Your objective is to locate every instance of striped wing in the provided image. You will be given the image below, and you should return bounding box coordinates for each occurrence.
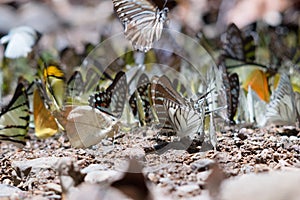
[89,71,127,118]
[112,0,168,52]
[0,83,29,145]
[265,74,297,125]
[151,75,187,106]
[151,75,188,134]
[129,73,153,126]
[163,99,204,138]
[151,75,204,137]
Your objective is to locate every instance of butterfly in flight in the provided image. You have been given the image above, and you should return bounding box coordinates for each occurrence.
[151,75,206,138]
[112,0,169,52]
[0,83,30,145]
[89,71,128,118]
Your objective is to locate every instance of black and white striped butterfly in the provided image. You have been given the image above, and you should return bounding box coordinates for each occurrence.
[89,71,128,118]
[151,75,206,138]
[265,73,300,126]
[112,0,169,52]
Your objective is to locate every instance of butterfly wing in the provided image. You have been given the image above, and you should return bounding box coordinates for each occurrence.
[33,88,59,139]
[0,83,29,145]
[151,75,202,136]
[129,73,153,126]
[265,74,297,125]
[1,26,40,59]
[242,69,270,102]
[89,71,128,118]
[163,99,204,138]
[221,23,256,63]
[172,78,188,98]
[112,0,168,52]
[228,73,240,123]
[295,92,300,123]
[66,71,84,97]
[151,75,187,106]
[222,24,245,61]
[43,65,66,110]
[66,106,118,148]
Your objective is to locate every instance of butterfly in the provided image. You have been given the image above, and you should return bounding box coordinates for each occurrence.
[215,64,240,124]
[151,75,205,138]
[33,85,59,139]
[0,83,30,145]
[0,26,41,59]
[265,73,300,126]
[33,64,66,138]
[112,0,169,52]
[89,71,128,118]
[65,105,119,148]
[241,68,270,102]
[42,64,66,110]
[221,23,256,65]
[129,73,154,126]
[66,71,85,104]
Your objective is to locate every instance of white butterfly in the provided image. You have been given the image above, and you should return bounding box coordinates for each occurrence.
[112,0,168,52]
[65,106,119,148]
[0,26,41,59]
[265,74,300,126]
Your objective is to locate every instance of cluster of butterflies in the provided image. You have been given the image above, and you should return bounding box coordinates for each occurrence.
[0,61,212,148]
[0,62,68,145]
[1,0,300,149]
[110,0,300,127]
[217,23,300,126]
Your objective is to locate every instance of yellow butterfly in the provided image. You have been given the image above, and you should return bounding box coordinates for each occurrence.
[33,64,66,138]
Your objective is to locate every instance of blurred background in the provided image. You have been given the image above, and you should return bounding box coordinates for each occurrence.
[0,0,299,59]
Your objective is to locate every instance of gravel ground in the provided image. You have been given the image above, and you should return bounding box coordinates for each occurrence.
[0,124,299,199]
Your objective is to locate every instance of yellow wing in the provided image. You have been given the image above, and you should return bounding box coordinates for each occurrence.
[33,88,59,139]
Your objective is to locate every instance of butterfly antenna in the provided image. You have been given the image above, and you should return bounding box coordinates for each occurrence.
[163,0,167,8]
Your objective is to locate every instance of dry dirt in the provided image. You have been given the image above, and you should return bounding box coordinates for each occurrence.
[0,124,299,199]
